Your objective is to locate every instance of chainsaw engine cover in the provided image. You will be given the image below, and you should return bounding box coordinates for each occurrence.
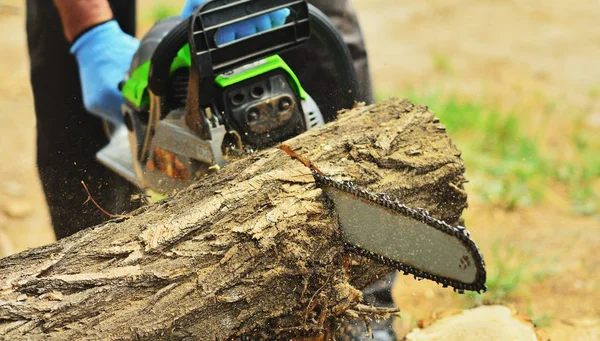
[98,0,369,194]
[221,69,306,148]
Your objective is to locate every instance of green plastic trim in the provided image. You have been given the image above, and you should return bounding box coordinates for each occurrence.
[121,44,307,108]
[121,45,192,108]
[214,55,307,100]
[121,61,150,108]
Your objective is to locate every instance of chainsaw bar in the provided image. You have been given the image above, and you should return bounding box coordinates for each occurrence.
[312,172,487,294]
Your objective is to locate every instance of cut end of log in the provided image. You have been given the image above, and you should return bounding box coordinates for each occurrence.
[405,305,548,341]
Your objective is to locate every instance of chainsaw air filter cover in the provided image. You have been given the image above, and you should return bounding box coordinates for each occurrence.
[221,69,307,148]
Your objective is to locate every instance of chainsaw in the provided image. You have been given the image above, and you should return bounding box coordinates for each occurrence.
[96,0,487,293]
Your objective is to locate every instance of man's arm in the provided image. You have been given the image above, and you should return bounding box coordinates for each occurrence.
[53,0,114,43]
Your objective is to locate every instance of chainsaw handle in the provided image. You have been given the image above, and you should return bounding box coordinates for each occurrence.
[147,17,190,96]
[306,4,360,109]
[147,0,360,110]
[148,0,311,97]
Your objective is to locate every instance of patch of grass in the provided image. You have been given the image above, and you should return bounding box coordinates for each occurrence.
[588,86,600,100]
[466,244,528,304]
[464,241,556,307]
[376,91,600,214]
[431,51,454,74]
[145,2,179,22]
[528,308,553,328]
[565,116,600,215]
[402,91,548,209]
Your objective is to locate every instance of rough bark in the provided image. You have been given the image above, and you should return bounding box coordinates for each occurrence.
[0,98,469,340]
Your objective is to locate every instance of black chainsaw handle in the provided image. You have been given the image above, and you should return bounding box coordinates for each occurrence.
[147,17,189,96]
[306,4,359,109]
[147,0,360,110]
[148,0,309,97]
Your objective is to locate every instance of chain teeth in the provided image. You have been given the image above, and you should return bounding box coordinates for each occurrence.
[312,172,487,294]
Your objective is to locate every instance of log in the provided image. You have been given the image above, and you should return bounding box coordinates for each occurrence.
[0,98,469,340]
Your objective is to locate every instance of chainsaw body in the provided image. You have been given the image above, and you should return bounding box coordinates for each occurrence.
[97,0,357,194]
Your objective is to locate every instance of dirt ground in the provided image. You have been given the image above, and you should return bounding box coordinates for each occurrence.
[350,1,600,339]
[0,0,599,340]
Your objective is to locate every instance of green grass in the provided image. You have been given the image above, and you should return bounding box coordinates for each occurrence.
[463,241,557,307]
[431,52,454,74]
[145,2,179,23]
[377,91,600,214]
[588,86,600,100]
[528,308,553,328]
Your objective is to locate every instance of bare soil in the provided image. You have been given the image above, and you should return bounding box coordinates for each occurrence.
[1,0,599,340]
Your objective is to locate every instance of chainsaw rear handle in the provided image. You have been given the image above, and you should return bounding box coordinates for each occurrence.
[147,0,360,110]
[147,0,309,97]
[305,5,360,109]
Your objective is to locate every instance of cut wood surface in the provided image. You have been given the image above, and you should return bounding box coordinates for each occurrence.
[404,305,547,341]
[0,98,469,340]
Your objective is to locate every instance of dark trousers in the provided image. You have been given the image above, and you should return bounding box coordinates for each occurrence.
[26,0,142,240]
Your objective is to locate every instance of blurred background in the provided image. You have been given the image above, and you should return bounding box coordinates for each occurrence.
[0,0,598,339]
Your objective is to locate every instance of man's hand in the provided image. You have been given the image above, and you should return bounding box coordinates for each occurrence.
[55,0,290,124]
[181,0,291,45]
[69,20,139,124]
[54,0,138,124]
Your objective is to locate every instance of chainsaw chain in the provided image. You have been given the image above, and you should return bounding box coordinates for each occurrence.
[312,172,487,294]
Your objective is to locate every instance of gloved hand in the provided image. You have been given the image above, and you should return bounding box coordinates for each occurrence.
[181,0,290,45]
[70,20,140,125]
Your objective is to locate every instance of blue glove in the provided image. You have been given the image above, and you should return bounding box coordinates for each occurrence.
[70,20,140,125]
[181,0,290,45]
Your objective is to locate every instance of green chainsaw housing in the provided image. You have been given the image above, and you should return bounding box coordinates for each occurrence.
[121,41,315,147]
[121,46,308,111]
[96,0,361,194]
[97,12,325,194]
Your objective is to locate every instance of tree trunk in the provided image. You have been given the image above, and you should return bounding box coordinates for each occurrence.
[0,98,468,340]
